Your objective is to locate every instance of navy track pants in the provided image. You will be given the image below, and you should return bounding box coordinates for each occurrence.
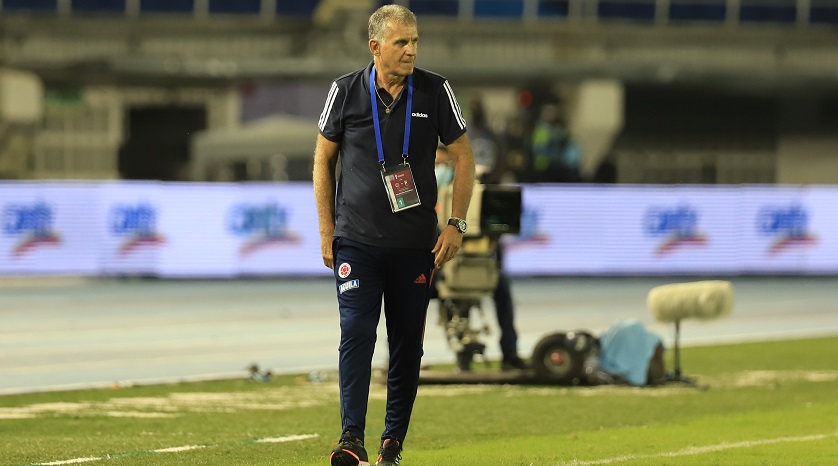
[333,237,434,447]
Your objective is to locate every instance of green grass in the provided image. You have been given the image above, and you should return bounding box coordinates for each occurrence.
[2,336,838,465]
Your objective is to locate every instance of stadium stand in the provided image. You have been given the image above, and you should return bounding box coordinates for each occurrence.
[0,0,834,25]
[0,0,321,16]
[0,0,836,183]
[372,0,837,25]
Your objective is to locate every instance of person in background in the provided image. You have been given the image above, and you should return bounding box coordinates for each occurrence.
[530,102,582,182]
[497,110,533,183]
[466,95,502,183]
[435,144,527,371]
[313,4,475,466]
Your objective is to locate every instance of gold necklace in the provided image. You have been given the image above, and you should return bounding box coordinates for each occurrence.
[376,88,394,114]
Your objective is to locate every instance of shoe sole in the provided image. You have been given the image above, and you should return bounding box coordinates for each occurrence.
[330,450,370,466]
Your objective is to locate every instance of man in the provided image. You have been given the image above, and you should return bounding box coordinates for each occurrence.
[435,145,527,371]
[465,94,503,183]
[313,5,475,466]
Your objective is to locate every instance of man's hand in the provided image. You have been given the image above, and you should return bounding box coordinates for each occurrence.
[432,225,463,268]
[320,236,334,270]
[313,134,339,270]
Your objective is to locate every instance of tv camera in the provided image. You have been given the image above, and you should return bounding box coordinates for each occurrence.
[435,182,522,371]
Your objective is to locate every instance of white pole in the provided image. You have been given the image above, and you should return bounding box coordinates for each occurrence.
[797,0,811,26]
[523,0,538,21]
[261,0,277,22]
[126,0,140,18]
[459,0,474,21]
[655,0,670,26]
[194,0,209,19]
[57,0,71,17]
[726,0,741,27]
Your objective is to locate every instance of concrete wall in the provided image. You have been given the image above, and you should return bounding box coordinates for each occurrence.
[776,96,838,185]
[776,134,838,185]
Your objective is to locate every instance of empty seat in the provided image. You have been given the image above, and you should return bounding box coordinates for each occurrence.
[72,0,125,13]
[669,2,726,22]
[740,1,796,24]
[209,0,260,15]
[474,0,523,18]
[276,0,319,16]
[3,0,57,12]
[408,0,459,16]
[598,1,655,22]
[141,0,193,13]
[810,1,838,25]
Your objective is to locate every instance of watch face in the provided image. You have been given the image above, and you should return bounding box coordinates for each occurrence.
[449,218,466,233]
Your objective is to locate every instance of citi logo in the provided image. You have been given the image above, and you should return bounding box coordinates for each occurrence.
[412,112,428,118]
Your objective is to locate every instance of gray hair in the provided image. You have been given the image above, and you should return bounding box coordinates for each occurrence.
[368,4,417,42]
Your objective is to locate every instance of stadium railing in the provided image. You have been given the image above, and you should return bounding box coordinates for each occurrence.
[396,0,835,25]
[2,0,835,26]
[0,0,321,17]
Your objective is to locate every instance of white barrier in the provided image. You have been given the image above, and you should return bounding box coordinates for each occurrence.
[504,184,838,276]
[2,182,837,277]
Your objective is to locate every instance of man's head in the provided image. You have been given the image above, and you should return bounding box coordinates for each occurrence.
[369,5,418,80]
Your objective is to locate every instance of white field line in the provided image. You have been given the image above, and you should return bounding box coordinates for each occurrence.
[36,459,100,465]
[255,434,320,443]
[27,434,318,466]
[150,445,206,453]
[559,432,838,465]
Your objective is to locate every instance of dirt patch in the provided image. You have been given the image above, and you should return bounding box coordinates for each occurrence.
[5,370,832,421]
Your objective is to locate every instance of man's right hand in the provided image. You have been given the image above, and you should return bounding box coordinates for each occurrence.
[321,236,334,269]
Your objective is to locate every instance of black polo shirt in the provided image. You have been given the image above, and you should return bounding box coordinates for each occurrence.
[318,62,468,249]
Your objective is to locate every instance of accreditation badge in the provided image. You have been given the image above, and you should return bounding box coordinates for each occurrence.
[381,162,421,213]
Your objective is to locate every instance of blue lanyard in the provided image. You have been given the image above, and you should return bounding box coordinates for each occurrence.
[370,65,413,167]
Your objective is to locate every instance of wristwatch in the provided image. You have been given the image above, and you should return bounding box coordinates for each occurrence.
[447,217,467,234]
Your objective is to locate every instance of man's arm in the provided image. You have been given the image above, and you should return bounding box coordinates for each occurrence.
[313,134,341,269]
[446,133,476,221]
[432,132,475,268]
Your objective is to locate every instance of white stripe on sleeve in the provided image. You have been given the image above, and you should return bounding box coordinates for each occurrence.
[318,82,339,132]
[443,81,466,130]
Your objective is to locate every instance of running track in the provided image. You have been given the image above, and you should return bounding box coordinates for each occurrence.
[2,276,837,394]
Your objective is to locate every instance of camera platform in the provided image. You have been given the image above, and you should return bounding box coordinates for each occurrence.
[418,368,542,385]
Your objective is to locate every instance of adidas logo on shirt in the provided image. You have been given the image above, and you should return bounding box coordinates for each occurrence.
[411,112,428,118]
[414,274,427,284]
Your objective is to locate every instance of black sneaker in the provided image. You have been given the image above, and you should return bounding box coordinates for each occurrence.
[330,433,370,466]
[376,438,401,466]
[501,355,529,371]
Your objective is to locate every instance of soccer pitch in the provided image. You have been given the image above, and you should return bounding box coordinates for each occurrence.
[1,336,836,465]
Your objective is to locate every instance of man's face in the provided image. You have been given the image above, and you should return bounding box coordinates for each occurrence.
[373,20,418,78]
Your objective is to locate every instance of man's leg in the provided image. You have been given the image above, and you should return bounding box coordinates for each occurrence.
[380,247,434,445]
[494,272,519,359]
[334,238,384,441]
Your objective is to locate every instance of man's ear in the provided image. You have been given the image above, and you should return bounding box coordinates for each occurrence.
[369,39,379,56]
